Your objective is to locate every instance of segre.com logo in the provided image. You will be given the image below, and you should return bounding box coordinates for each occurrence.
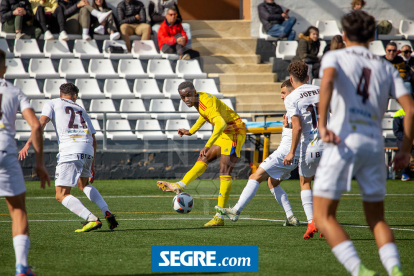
[151,245,258,272]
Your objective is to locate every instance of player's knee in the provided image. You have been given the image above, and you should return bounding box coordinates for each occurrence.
[249,172,266,183]
[55,193,63,203]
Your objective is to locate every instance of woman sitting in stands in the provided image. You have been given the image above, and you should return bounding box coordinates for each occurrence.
[292,26,320,78]
[323,34,345,55]
[92,0,120,40]
[30,0,69,40]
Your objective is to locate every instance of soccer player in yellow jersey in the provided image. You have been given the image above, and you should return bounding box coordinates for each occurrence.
[157,81,246,226]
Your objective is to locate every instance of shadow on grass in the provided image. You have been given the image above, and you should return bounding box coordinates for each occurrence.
[96,224,285,232]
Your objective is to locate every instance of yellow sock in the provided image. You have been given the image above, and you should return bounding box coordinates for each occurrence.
[217,175,233,208]
[180,161,208,186]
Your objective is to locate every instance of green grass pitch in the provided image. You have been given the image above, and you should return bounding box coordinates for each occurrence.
[0,179,413,275]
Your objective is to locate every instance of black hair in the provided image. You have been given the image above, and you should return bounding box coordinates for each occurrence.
[178,81,195,92]
[386,42,397,48]
[341,10,376,43]
[59,83,79,96]
[303,26,319,37]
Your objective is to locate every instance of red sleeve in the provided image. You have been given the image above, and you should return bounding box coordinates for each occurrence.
[158,22,176,49]
[179,24,188,44]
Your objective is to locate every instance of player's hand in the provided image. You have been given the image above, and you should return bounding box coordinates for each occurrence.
[391,151,410,171]
[199,147,210,158]
[319,126,340,145]
[89,166,95,183]
[35,164,50,189]
[282,114,289,128]
[283,152,294,166]
[18,145,30,160]
[178,128,191,137]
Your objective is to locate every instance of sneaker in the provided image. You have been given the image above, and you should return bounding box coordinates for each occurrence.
[358,264,379,276]
[215,206,240,222]
[15,264,37,276]
[303,219,318,240]
[98,10,112,24]
[110,32,121,41]
[82,34,92,40]
[74,218,102,232]
[94,25,105,35]
[105,211,119,230]
[180,53,191,60]
[390,265,404,276]
[58,31,69,41]
[15,33,29,39]
[204,215,224,227]
[401,173,410,181]
[156,181,183,194]
[44,30,54,40]
[283,215,300,226]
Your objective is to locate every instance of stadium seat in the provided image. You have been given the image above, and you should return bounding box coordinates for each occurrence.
[75,79,105,99]
[196,122,213,139]
[400,20,414,40]
[73,39,103,59]
[43,79,67,98]
[369,41,386,56]
[0,39,14,58]
[176,60,207,79]
[44,122,56,140]
[149,99,180,120]
[147,59,177,79]
[76,99,86,110]
[318,40,327,58]
[120,99,151,120]
[163,78,185,99]
[381,118,395,138]
[106,119,136,140]
[132,40,162,59]
[165,119,197,140]
[161,52,180,60]
[28,58,60,79]
[4,59,30,79]
[103,79,134,99]
[89,99,121,119]
[316,20,341,40]
[388,99,402,111]
[118,59,148,79]
[30,99,47,112]
[258,22,278,41]
[221,98,235,110]
[193,79,223,98]
[133,79,164,99]
[312,78,321,86]
[43,40,74,58]
[135,119,167,140]
[14,79,44,99]
[90,119,103,140]
[14,39,44,58]
[103,40,133,59]
[391,40,413,50]
[378,20,403,40]
[88,59,118,79]
[179,100,199,120]
[276,41,298,60]
[0,23,16,39]
[58,59,90,79]
[15,119,32,140]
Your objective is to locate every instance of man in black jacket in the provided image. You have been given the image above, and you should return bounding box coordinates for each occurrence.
[258,0,296,40]
[0,0,41,38]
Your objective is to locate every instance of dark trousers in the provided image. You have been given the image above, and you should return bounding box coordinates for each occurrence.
[2,15,41,38]
[34,6,65,33]
[397,139,412,175]
[161,34,200,58]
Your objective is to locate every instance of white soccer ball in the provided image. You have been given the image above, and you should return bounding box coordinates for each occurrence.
[172,193,194,214]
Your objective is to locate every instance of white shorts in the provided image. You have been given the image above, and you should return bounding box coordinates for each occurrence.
[55,154,93,187]
[0,152,26,197]
[299,147,323,177]
[313,144,386,202]
[260,147,299,180]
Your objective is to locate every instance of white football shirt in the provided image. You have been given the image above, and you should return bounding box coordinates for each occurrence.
[42,98,95,157]
[320,46,409,150]
[278,114,300,155]
[0,79,32,154]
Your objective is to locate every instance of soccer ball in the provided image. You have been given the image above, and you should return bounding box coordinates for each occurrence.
[172,193,194,214]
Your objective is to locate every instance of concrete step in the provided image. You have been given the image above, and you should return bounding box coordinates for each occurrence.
[233,93,283,104]
[204,63,272,74]
[236,102,286,111]
[202,55,261,64]
[210,73,277,83]
[220,83,281,92]
[185,20,251,38]
[192,37,257,55]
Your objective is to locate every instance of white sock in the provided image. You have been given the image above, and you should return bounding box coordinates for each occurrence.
[301,189,313,222]
[379,243,401,275]
[82,28,89,35]
[233,179,260,212]
[61,195,97,221]
[177,181,186,188]
[332,240,361,276]
[270,186,293,218]
[215,213,224,220]
[13,235,30,267]
[83,185,110,216]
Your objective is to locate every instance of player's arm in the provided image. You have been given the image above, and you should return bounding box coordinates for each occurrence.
[283,115,301,165]
[178,115,207,137]
[19,115,50,160]
[89,133,97,183]
[200,116,226,157]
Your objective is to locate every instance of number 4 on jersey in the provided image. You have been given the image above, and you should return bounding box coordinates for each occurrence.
[357,67,371,104]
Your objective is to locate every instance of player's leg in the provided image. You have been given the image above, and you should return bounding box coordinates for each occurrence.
[300,175,318,239]
[268,178,299,226]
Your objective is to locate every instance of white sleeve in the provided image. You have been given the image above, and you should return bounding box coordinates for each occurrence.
[320,52,339,78]
[17,90,32,113]
[284,96,299,118]
[389,64,410,99]
[41,101,54,120]
[84,112,96,134]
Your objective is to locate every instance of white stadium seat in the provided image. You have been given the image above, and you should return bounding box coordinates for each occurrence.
[15,119,32,140]
[43,40,74,58]
[73,39,103,59]
[391,40,413,50]
[30,99,47,113]
[75,99,86,110]
[378,20,403,40]
[258,22,278,41]
[90,119,103,140]
[132,40,162,59]
[118,59,148,79]
[312,78,321,86]
[14,39,44,58]
[193,79,223,98]
[106,119,136,140]
[179,100,199,120]
[165,119,197,140]
[388,99,402,111]
[221,98,235,110]
[196,122,213,139]
[75,79,105,99]
[120,99,151,120]
[43,79,67,98]
[59,59,90,79]
[88,59,118,79]
[369,41,386,56]
[103,40,133,59]
[104,79,134,99]
[89,99,121,119]
[14,79,44,99]
[4,59,29,79]
[147,59,177,79]
[163,78,185,99]
[29,58,60,79]
[382,118,395,138]
[276,41,298,60]
[149,99,180,120]
[400,20,414,40]
[176,60,207,79]
[133,79,164,99]
[0,38,14,58]
[318,40,327,58]
[136,119,167,140]
[316,20,341,40]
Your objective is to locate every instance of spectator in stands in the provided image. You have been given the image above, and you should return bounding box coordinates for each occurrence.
[393,108,412,181]
[323,35,345,55]
[30,0,68,40]
[58,0,112,40]
[258,0,296,41]
[0,0,41,39]
[158,7,199,60]
[350,0,365,12]
[401,45,414,89]
[383,42,413,93]
[92,0,120,40]
[292,26,320,78]
[117,0,151,52]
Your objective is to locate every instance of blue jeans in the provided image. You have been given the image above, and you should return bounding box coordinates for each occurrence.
[267,17,296,40]
[152,23,192,49]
